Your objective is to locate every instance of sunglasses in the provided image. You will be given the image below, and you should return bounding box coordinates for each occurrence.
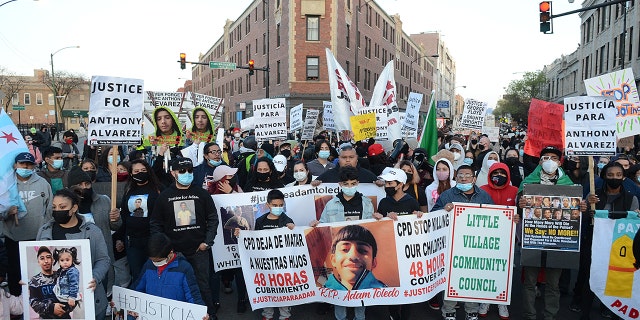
[178,168,193,174]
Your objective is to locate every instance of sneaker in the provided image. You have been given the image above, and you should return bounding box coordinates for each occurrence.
[428,297,441,310]
[443,312,456,320]
[569,303,582,313]
[498,305,509,320]
[478,303,489,317]
[466,312,479,320]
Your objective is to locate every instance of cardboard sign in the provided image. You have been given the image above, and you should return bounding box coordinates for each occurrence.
[301,109,319,141]
[460,99,487,130]
[564,96,617,156]
[350,112,377,141]
[322,101,335,131]
[524,99,564,158]
[253,98,287,142]
[290,103,303,132]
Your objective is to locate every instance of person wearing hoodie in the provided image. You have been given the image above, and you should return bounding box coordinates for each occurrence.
[38,146,68,193]
[425,158,456,212]
[503,148,524,189]
[234,135,258,188]
[4,152,53,297]
[476,151,500,187]
[447,142,465,170]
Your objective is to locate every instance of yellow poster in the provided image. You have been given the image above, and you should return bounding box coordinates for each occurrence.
[350,113,376,141]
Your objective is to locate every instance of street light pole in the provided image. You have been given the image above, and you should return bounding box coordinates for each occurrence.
[50,45,79,140]
[409,54,439,94]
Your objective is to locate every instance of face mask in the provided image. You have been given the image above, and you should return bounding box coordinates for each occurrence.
[228,176,238,187]
[491,175,508,187]
[605,178,623,189]
[52,210,73,224]
[177,172,194,186]
[16,168,33,178]
[51,159,64,169]
[519,150,524,157]
[471,139,478,145]
[504,157,518,165]
[280,149,291,158]
[341,186,357,197]
[384,186,398,197]
[436,171,449,181]
[405,173,414,182]
[478,144,485,151]
[453,152,461,161]
[132,172,149,184]
[81,188,93,200]
[108,155,121,165]
[456,183,473,192]
[318,150,330,159]
[256,172,270,182]
[637,176,640,184]
[86,170,97,181]
[234,133,241,138]
[463,158,473,166]
[502,141,509,148]
[597,163,606,170]
[565,160,578,172]
[486,159,497,168]
[65,138,73,144]
[117,172,128,182]
[293,171,307,182]
[152,258,169,267]
[209,159,222,166]
[541,160,559,174]
[270,206,284,216]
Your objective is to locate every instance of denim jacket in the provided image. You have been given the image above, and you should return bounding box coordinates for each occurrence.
[319,193,374,223]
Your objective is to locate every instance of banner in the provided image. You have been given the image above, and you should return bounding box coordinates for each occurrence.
[326,49,367,131]
[403,92,422,132]
[358,106,389,140]
[584,68,640,138]
[253,98,287,142]
[211,183,385,271]
[239,211,450,309]
[445,203,516,304]
[350,113,377,141]
[87,76,143,145]
[112,286,207,320]
[524,99,564,158]
[370,60,402,141]
[322,101,335,131]
[521,185,583,252]
[436,101,451,119]
[460,99,487,130]
[290,103,303,132]
[591,210,640,319]
[301,109,319,141]
[564,96,617,156]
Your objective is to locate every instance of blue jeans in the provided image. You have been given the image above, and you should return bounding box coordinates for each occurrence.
[334,306,365,320]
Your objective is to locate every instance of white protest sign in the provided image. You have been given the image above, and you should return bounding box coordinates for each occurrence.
[564,96,617,156]
[290,103,303,132]
[445,204,516,304]
[403,92,423,131]
[460,99,487,130]
[323,101,335,131]
[253,98,287,142]
[112,286,207,320]
[400,112,417,138]
[192,92,223,117]
[216,128,225,147]
[301,109,319,141]
[483,126,500,142]
[241,116,256,131]
[88,76,143,145]
[358,105,389,141]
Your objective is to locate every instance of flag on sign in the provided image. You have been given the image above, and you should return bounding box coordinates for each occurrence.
[418,91,439,165]
[0,108,28,217]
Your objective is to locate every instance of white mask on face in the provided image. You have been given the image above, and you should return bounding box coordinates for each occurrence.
[542,160,559,174]
[486,160,498,168]
[453,152,461,161]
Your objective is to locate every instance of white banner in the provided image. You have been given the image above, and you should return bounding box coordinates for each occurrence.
[358,106,389,141]
[322,101,335,131]
[460,99,488,130]
[564,96,617,156]
[87,76,143,145]
[290,103,303,132]
[253,98,287,142]
[112,286,207,320]
[326,48,367,131]
[370,61,402,141]
[445,204,516,304]
[404,92,423,131]
[301,109,319,141]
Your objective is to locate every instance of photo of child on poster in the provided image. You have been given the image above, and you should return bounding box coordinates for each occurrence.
[222,205,255,245]
[149,106,184,147]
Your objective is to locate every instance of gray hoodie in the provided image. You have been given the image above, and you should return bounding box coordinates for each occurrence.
[4,173,52,241]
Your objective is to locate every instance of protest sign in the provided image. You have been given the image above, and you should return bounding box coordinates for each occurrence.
[87,76,143,145]
[211,183,385,271]
[350,113,377,141]
[326,49,367,131]
[483,127,499,143]
[591,210,640,320]
[460,99,487,130]
[564,96,617,156]
[143,91,192,137]
[20,240,95,320]
[521,185,583,252]
[189,93,223,143]
[400,112,418,138]
[301,109,319,141]
[370,61,402,141]
[241,116,256,131]
[322,101,335,131]
[290,103,303,132]
[584,68,640,138]
[112,286,207,320]
[253,98,287,142]
[403,92,423,131]
[445,204,515,304]
[437,101,451,118]
[524,99,564,158]
[358,106,389,140]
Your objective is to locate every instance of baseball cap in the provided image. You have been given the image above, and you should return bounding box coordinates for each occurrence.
[273,155,287,172]
[540,146,562,159]
[377,168,407,184]
[15,152,35,164]
[368,143,384,157]
[170,157,193,171]
[211,165,238,182]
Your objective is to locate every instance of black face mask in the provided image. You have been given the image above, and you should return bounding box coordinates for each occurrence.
[52,210,72,224]
[132,172,150,184]
[504,157,519,166]
[405,173,414,183]
[502,141,509,148]
[491,175,508,187]
[228,176,238,188]
[565,160,578,172]
[605,178,623,189]
[86,170,97,182]
[384,186,398,197]
[478,144,485,151]
[82,188,93,200]
[280,149,291,158]
[471,139,478,145]
[256,172,270,182]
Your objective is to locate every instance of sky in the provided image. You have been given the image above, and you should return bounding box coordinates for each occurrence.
[0,0,582,108]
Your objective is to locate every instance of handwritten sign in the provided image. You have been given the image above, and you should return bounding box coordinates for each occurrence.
[350,112,377,141]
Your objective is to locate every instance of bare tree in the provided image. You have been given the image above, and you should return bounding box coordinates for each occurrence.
[43,70,88,114]
[0,67,26,112]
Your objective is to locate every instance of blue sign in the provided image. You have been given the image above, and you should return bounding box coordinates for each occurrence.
[437,101,450,108]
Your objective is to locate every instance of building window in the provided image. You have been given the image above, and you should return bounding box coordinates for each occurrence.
[277,23,281,47]
[307,16,319,41]
[247,74,251,92]
[262,1,266,20]
[12,93,18,105]
[277,60,281,84]
[24,93,30,105]
[346,61,350,76]
[263,33,267,54]
[306,57,319,80]
[36,93,43,105]
[346,24,350,48]
[238,77,243,94]
[629,27,633,61]
[48,93,54,105]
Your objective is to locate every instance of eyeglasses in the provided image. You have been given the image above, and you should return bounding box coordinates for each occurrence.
[541,156,560,161]
[208,150,222,155]
[178,168,193,174]
[456,173,474,179]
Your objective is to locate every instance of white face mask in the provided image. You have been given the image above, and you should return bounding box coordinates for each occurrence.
[453,152,461,161]
[152,257,169,267]
[486,159,498,168]
[542,160,559,174]
[293,171,307,182]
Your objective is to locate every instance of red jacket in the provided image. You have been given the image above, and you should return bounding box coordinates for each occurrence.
[480,162,518,206]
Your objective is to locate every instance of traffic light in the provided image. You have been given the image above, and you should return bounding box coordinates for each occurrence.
[248,59,255,75]
[180,53,186,70]
[540,1,552,34]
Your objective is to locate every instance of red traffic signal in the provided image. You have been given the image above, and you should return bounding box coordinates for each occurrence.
[180,53,186,70]
[248,59,255,75]
[539,1,552,34]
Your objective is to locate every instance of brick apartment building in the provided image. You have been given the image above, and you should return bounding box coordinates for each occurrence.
[191,0,442,128]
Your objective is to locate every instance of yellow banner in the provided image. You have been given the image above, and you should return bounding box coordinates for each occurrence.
[350,113,376,141]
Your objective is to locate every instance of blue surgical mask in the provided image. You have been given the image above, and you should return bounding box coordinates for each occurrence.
[108,155,121,165]
[637,176,640,184]
[463,158,473,166]
[51,159,64,169]
[16,168,33,178]
[597,163,606,170]
[341,186,357,197]
[177,172,194,186]
[456,183,473,192]
[519,150,524,157]
[318,150,331,159]
[270,207,284,216]
[209,159,222,166]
